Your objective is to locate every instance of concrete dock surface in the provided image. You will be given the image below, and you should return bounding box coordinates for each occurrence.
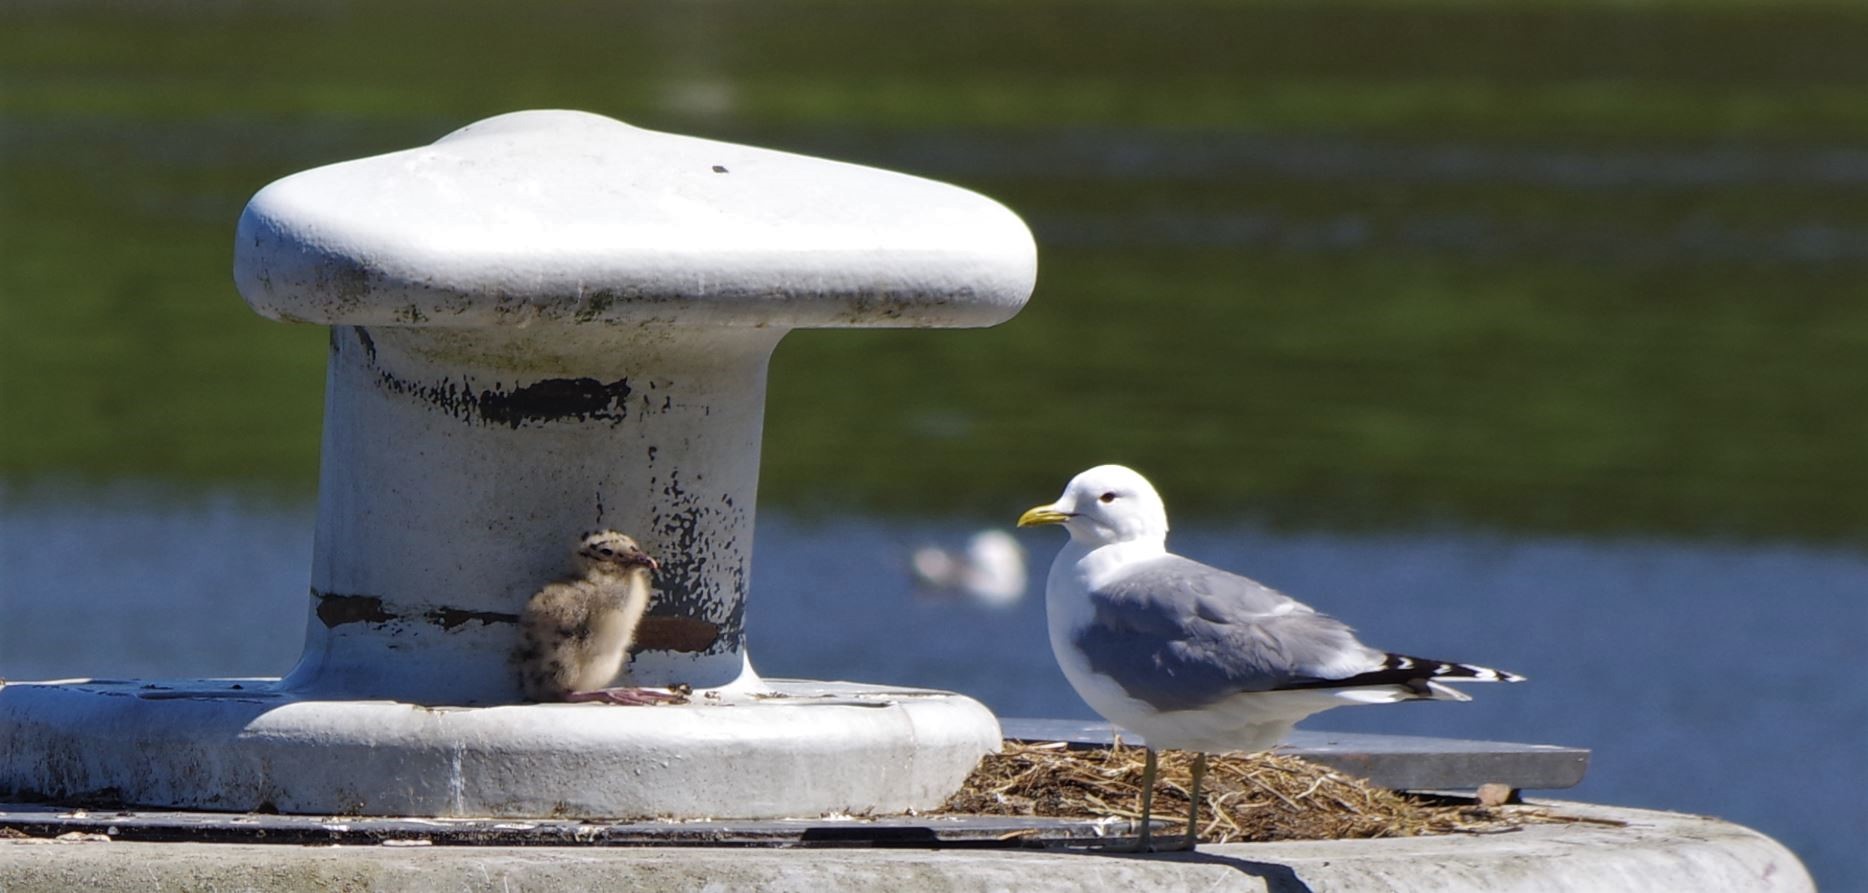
[0,800,1811,892]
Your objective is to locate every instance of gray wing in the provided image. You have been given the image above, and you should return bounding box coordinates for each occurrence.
[1072,554,1380,711]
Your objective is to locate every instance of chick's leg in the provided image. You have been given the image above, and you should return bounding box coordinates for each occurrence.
[565,687,688,705]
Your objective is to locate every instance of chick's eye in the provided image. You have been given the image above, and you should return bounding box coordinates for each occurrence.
[1099,492,1118,503]
[599,548,615,556]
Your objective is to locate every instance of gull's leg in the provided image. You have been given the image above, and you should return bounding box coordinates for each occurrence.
[1135,747,1158,852]
[1180,751,1207,851]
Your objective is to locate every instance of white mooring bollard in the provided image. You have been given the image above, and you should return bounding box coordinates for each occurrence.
[0,110,1035,818]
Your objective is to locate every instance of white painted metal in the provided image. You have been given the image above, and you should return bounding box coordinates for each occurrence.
[235,109,1035,331]
[0,678,1001,819]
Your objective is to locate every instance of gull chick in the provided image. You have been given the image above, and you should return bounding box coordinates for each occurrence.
[1019,464,1523,851]
[516,530,683,705]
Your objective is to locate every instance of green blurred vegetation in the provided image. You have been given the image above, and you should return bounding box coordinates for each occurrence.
[4,0,1867,541]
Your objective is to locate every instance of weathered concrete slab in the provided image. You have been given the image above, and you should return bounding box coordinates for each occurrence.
[1000,718,1589,791]
[0,802,1811,893]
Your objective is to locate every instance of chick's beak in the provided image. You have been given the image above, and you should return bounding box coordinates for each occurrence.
[1017,504,1073,528]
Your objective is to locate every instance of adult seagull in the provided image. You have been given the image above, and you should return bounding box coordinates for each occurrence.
[1018,464,1523,851]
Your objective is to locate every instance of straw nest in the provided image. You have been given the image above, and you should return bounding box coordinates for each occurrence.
[941,740,1579,844]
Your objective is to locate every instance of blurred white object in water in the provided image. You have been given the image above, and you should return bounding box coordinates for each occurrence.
[911,530,1028,606]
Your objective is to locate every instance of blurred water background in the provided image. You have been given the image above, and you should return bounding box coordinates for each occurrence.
[3,1,1864,886]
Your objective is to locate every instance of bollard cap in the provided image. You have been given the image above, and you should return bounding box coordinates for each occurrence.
[234,111,1037,330]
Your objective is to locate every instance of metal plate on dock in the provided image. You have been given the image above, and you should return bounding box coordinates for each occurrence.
[1000,718,1590,791]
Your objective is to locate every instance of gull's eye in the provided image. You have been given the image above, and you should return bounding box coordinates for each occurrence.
[1099,491,1118,503]
[599,548,615,556]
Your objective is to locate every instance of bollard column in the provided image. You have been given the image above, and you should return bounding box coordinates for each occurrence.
[280,323,781,702]
[0,110,1036,818]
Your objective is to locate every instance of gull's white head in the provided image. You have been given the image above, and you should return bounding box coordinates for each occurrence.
[1017,464,1169,547]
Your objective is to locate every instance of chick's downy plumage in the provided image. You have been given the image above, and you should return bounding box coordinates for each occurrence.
[516,530,672,704]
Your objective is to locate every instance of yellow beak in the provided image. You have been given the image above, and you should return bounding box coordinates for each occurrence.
[1017,505,1072,527]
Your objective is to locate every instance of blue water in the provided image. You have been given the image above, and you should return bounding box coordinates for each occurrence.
[2,495,1862,887]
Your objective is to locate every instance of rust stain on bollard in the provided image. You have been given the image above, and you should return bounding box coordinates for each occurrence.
[633,616,721,653]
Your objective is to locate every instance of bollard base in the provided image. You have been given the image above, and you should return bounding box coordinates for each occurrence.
[0,676,1000,820]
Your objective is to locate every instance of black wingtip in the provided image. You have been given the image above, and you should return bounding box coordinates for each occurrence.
[1278,653,1525,691]
[1402,653,1525,683]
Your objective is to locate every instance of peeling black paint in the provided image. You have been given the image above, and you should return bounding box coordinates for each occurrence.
[371,373,477,424]
[354,326,377,364]
[424,607,520,630]
[476,377,633,429]
[313,589,519,633]
[369,366,633,431]
[314,591,395,628]
[343,324,635,429]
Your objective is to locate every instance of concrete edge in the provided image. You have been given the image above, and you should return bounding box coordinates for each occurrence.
[0,801,1813,893]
